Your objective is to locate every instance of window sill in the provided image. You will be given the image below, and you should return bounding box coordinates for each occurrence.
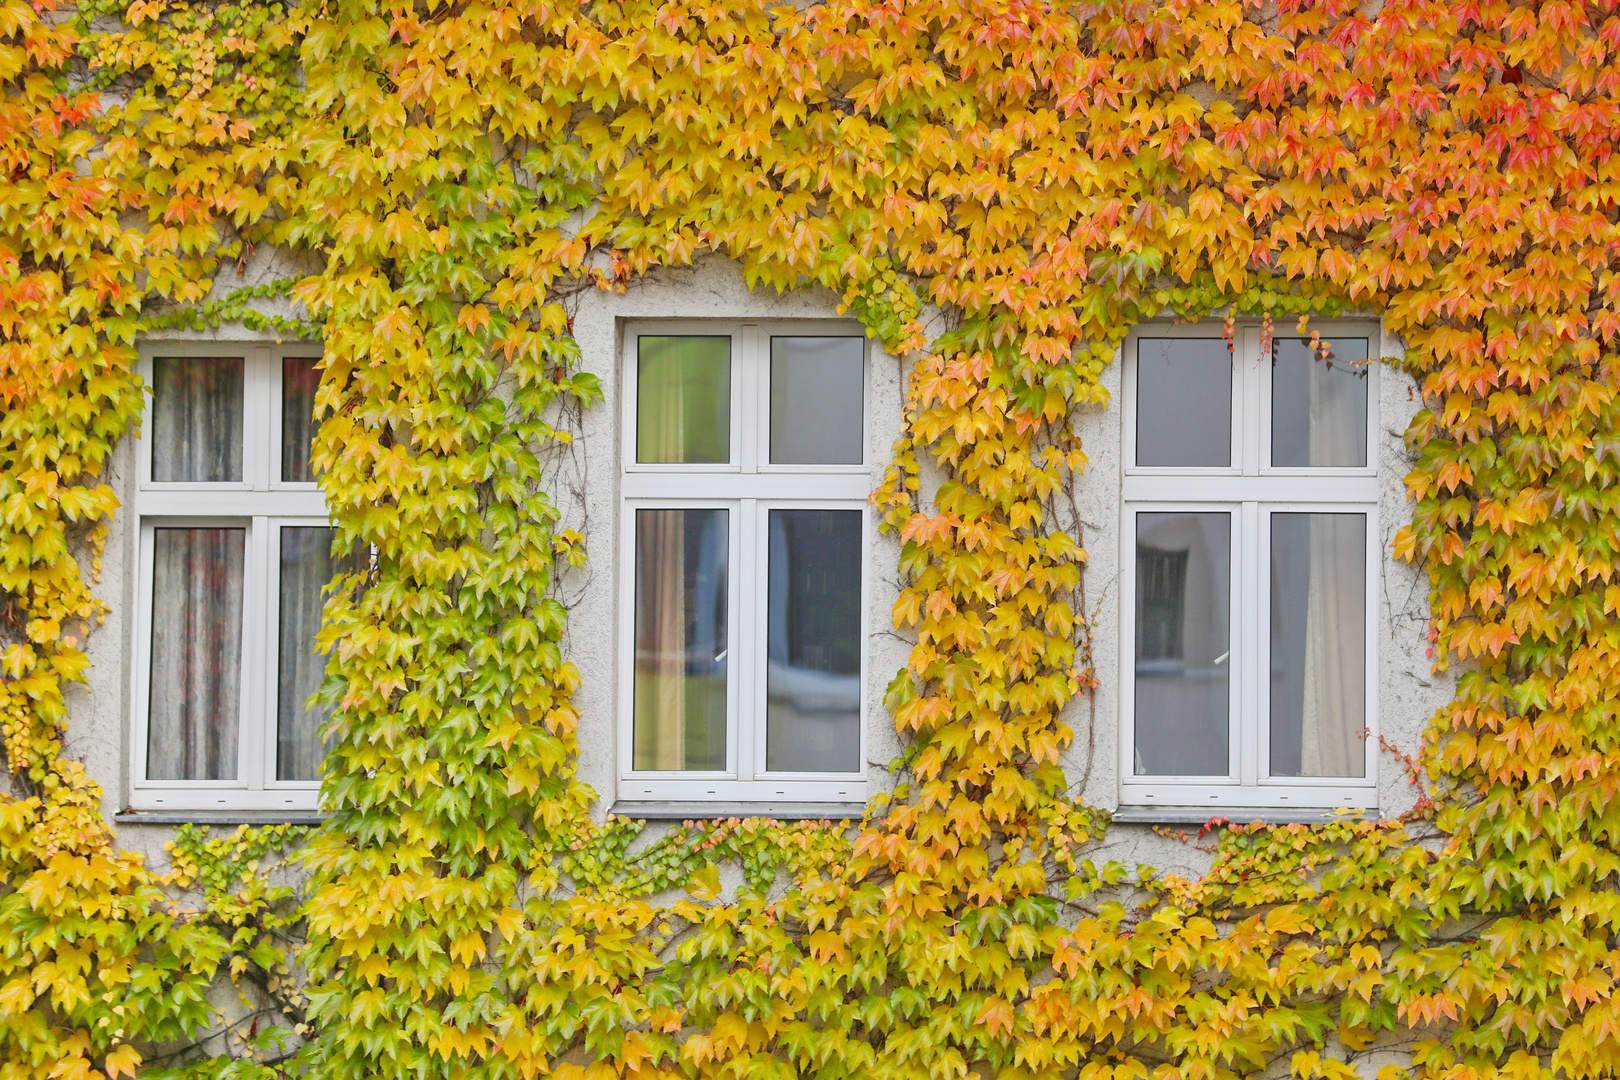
[1110,805,1376,826]
[114,809,327,826]
[606,800,866,821]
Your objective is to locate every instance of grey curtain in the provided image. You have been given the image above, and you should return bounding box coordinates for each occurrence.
[281,356,321,483]
[277,527,363,781]
[151,356,242,482]
[147,527,244,780]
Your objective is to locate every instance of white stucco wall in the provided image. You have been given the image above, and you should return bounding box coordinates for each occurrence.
[63,255,1451,877]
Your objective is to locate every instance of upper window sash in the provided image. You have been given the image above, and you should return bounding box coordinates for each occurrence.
[1123,322,1380,482]
[620,319,871,482]
[136,345,327,517]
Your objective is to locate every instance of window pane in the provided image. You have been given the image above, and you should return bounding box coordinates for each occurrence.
[1270,513,1367,777]
[1136,338,1232,467]
[1134,512,1230,776]
[147,527,244,780]
[282,356,322,483]
[1271,337,1369,467]
[766,510,862,773]
[770,337,864,464]
[277,527,367,781]
[151,356,243,482]
[636,336,730,463]
[633,509,728,770]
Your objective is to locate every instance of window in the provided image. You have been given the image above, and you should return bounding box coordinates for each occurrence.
[1121,323,1379,813]
[618,323,870,806]
[130,345,358,813]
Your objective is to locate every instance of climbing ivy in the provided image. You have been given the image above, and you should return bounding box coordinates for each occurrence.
[3,0,1620,1078]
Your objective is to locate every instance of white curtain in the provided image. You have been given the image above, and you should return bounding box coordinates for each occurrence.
[1298,362,1368,775]
[148,527,244,780]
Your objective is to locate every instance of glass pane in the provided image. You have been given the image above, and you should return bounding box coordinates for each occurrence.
[147,527,244,780]
[151,356,243,482]
[1136,338,1232,467]
[636,336,730,464]
[766,510,862,773]
[633,508,728,770]
[277,527,368,781]
[1271,337,1369,467]
[1134,512,1230,776]
[281,356,322,483]
[770,337,864,464]
[1270,513,1367,777]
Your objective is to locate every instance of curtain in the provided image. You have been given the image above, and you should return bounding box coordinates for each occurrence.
[281,356,321,483]
[633,509,728,771]
[151,356,243,482]
[635,509,689,770]
[1297,362,1368,775]
[631,336,731,770]
[277,527,365,781]
[636,336,729,464]
[1298,513,1367,777]
[148,527,244,780]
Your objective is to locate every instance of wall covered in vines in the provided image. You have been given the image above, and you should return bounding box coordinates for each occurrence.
[2,0,1619,1077]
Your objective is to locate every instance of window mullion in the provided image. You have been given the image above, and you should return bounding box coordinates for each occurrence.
[263,518,281,788]
[738,325,763,472]
[733,500,756,782]
[1237,501,1261,787]
[1239,326,1263,475]
[1256,505,1275,784]
[246,347,273,491]
[242,516,272,790]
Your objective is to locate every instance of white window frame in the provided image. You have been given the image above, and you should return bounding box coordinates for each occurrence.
[617,320,871,805]
[128,343,331,813]
[1120,321,1381,812]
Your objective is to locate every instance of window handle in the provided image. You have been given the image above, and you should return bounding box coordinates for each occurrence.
[1214,651,1229,666]
[714,649,728,663]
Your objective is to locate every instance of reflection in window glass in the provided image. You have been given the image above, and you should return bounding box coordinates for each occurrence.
[1270,513,1367,777]
[1136,338,1232,467]
[148,527,244,780]
[1272,338,1369,467]
[770,337,864,464]
[766,510,862,773]
[634,509,728,770]
[1134,512,1230,776]
[152,356,243,482]
[637,336,730,464]
[281,356,322,483]
[277,527,368,781]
